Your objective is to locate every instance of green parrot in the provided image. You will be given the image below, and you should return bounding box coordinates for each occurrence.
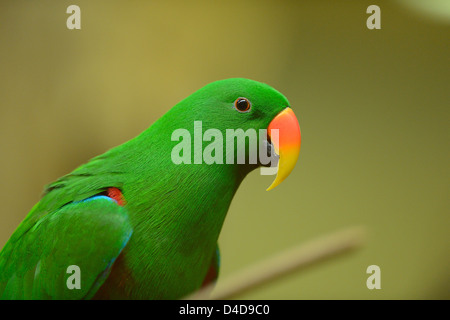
[0,78,301,299]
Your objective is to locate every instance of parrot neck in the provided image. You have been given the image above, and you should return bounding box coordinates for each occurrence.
[117,119,252,297]
[127,152,246,246]
[125,108,254,243]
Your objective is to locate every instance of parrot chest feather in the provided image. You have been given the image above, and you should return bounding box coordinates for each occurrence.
[98,166,241,299]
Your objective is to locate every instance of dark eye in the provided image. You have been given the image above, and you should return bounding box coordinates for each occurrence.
[234,97,251,112]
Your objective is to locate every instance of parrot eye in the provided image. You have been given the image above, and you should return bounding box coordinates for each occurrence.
[234,97,251,113]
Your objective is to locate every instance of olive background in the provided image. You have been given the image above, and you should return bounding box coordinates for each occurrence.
[0,0,448,299]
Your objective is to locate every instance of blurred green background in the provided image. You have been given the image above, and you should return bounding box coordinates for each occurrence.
[0,0,448,299]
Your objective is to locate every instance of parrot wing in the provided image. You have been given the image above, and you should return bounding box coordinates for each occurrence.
[0,196,132,299]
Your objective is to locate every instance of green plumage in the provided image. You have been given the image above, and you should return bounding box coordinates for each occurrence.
[0,78,290,299]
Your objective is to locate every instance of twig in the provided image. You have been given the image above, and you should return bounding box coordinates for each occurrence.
[184,226,366,300]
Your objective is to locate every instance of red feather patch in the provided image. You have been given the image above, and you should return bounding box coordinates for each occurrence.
[201,264,218,288]
[106,187,126,206]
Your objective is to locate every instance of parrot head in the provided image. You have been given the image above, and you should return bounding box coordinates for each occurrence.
[165,78,301,191]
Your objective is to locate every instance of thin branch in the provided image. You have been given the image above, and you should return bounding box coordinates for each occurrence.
[184,226,366,300]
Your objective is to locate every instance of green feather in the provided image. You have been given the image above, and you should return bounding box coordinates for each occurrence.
[0,78,290,299]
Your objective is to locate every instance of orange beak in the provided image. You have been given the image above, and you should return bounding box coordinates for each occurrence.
[266,107,301,191]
